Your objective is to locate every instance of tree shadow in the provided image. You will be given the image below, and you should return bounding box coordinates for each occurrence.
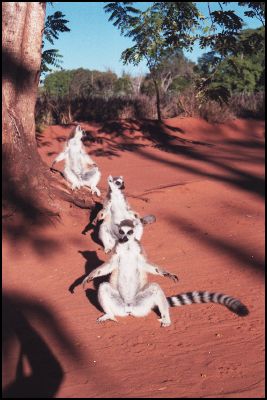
[2,49,33,89]
[80,119,216,160]
[2,46,66,250]
[136,144,265,199]
[2,149,62,256]
[37,117,265,205]
[163,123,186,134]
[165,213,264,275]
[2,292,82,398]
[85,118,265,200]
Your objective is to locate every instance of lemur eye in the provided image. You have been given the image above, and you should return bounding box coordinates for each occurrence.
[128,230,133,235]
[119,229,124,235]
[115,181,121,186]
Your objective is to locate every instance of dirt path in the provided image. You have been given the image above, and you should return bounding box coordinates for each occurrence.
[3,117,265,398]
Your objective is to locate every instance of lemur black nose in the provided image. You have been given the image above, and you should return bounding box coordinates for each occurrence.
[119,236,128,243]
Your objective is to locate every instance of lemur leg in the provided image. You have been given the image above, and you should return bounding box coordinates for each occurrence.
[97,282,128,322]
[83,170,101,197]
[99,223,116,253]
[131,283,171,327]
[90,170,101,196]
[64,168,81,190]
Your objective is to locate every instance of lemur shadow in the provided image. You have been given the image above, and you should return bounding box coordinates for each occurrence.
[68,250,108,312]
[81,202,104,247]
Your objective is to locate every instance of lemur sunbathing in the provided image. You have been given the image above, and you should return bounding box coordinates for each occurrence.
[83,219,249,327]
[51,125,101,196]
[93,175,155,253]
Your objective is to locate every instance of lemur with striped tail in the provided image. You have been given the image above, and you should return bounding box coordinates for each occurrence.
[82,219,248,327]
[92,175,155,253]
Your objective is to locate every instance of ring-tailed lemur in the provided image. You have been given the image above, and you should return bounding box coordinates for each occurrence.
[51,125,101,196]
[93,176,155,253]
[82,219,249,327]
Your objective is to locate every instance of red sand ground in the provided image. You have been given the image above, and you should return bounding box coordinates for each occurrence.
[3,117,265,398]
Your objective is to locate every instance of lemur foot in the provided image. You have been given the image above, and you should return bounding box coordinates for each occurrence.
[158,318,171,328]
[71,185,80,191]
[104,248,113,254]
[97,314,117,323]
[91,188,101,197]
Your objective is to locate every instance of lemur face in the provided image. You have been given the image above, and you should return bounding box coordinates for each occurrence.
[74,125,84,141]
[117,220,136,243]
[108,175,125,190]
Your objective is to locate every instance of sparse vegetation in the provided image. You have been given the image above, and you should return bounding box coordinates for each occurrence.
[36,3,264,125]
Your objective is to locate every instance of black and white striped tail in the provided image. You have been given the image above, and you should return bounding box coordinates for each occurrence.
[167,291,249,316]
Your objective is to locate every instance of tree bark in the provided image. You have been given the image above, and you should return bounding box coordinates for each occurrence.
[2,2,53,211]
[152,78,162,121]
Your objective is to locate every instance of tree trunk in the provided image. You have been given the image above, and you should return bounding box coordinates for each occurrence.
[2,2,53,212]
[67,101,73,123]
[152,79,162,121]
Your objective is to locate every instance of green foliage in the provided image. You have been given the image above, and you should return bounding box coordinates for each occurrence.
[217,54,264,93]
[105,2,265,107]
[194,51,221,75]
[114,73,133,95]
[105,2,199,70]
[140,79,155,97]
[195,27,265,97]
[37,67,155,123]
[44,11,70,44]
[239,2,265,25]
[198,3,264,57]
[41,49,63,74]
[105,2,199,119]
[168,76,192,93]
[195,77,231,106]
[42,68,122,100]
[141,49,195,95]
[43,70,75,97]
[37,3,265,124]
[105,2,265,60]
[152,2,201,49]
[41,11,70,74]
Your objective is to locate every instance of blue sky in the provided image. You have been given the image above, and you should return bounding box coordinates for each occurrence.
[45,2,263,77]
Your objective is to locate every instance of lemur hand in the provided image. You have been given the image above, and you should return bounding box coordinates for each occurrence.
[163,271,179,282]
[82,274,94,289]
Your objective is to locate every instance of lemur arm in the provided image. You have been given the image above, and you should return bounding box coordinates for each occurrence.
[85,155,97,166]
[82,255,118,288]
[51,146,68,167]
[83,153,98,168]
[92,200,112,225]
[144,262,178,282]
